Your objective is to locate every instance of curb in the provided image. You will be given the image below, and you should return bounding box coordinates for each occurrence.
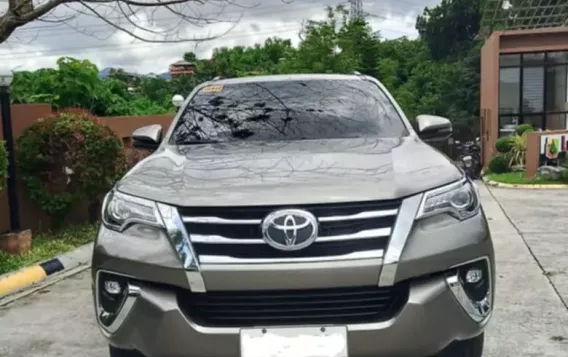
[482,176,568,189]
[0,242,93,298]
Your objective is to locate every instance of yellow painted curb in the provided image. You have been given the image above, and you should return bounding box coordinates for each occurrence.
[0,265,47,296]
[482,176,568,189]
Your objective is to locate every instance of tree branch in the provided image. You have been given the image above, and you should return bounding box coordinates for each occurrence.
[1,0,253,44]
[76,0,240,43]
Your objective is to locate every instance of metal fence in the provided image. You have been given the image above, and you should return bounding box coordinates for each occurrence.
[429,138,459,161]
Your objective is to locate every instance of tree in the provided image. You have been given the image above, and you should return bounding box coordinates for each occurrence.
[292,6,356,74]
[11,57,169,116]
[0,0,254,44]
[416,0,481,61]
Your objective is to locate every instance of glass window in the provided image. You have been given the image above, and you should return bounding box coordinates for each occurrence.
[523,114,544,131]
[499,116,519,137]
[523,52,546,66]
[546,65,568,112]
[545,113,568,130]
[499,67,520,114]
[169,79,408,145]
[522,67,545,113]
[547,51,568,65]
[500,54,521,67]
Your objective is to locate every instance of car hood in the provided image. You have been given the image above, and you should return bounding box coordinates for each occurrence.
[117,137,462,206]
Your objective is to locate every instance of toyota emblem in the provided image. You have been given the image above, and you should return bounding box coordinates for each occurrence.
[261,209,319,251]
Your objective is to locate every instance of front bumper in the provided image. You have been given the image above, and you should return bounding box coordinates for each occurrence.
[95,266,492,357]
[93,184,494,357]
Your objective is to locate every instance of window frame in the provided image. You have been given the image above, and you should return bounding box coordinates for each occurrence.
[498,51,568,134]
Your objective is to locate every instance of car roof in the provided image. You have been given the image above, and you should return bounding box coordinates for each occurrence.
[206,73,365,85]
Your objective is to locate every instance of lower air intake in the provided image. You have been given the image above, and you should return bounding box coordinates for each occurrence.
[177,283,409,327]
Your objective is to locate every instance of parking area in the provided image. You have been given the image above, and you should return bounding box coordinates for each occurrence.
[0,183,567,357]
[487,187,568,303]
[479,185,568,357]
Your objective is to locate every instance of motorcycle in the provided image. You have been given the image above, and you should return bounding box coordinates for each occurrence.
[455,138,482,180]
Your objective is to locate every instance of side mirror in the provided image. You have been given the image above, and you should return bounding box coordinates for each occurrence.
[132,124,162,151]
[416,114,453,142]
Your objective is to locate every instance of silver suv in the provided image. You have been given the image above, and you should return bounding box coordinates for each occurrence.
[92,74,494,357]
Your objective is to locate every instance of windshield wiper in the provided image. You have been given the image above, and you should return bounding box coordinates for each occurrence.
[176,139,221,145]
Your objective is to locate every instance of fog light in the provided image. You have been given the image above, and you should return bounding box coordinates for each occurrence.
[458,259,490,302]
[104,280,123,295]
[447,258,493,323]
[97,272,128,317]
[465,268,483,284]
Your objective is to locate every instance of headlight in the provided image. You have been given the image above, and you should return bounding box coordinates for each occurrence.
[416,179,479,220]
[102,190,164,232]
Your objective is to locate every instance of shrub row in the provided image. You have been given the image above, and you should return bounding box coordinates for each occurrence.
[488,124,534,174]
[15,111,129,227]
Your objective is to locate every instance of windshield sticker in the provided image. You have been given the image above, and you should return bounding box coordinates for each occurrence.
[202,85,224,93]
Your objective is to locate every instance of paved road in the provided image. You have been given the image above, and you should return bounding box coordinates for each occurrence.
[0,183,567,357]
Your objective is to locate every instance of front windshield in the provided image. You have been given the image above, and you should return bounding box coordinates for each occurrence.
[168,78,409,145]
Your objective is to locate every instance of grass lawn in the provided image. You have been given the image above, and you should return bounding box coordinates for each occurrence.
[0,223,98,275]
[485,172,568,185]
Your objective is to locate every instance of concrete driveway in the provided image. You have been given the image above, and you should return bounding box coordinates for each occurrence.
[0,183,567,357]
[480,185,568,357]
[486,187,568,304]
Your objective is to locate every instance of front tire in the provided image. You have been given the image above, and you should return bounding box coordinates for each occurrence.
[435,333,484,357]
[109,345,144,357]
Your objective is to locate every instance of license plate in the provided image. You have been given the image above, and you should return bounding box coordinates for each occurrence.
[462,155,472,161]
[240,326,348,357]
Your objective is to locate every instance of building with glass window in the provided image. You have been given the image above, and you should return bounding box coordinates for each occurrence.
[480,27,568,165]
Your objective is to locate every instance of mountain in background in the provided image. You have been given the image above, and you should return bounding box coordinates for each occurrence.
[98,67,112,78]
[98,67,171,80]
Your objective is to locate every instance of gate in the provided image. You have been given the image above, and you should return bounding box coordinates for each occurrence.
[480,108,492,166]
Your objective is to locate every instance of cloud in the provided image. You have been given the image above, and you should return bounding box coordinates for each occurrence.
[0,0,436,74]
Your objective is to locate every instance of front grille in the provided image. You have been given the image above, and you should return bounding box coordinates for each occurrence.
[177,283,409,327]
[177,200,401,263]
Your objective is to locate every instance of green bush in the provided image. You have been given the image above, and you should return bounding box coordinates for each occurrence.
[16,111,127,225]
[0,140,7,191]
[515,124,533,136]
[488,155,511,174]
[495,136,514,153]
[562,168,568,181]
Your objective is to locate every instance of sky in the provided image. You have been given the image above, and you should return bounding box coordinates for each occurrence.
[0,0,442,74]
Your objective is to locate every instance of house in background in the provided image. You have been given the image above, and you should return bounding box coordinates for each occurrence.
[169,60,196,77]
[479,1,568,165]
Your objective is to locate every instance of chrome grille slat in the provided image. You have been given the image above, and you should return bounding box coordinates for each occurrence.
[182,209,398,225]
[199,250,384,264]
[191,227,392,244]
[178,200,401,263]
[318,209,398,222]
[183,217,261,224]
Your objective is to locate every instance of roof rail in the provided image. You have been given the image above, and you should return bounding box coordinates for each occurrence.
[351,71,363,76]
[212,76,224,81]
